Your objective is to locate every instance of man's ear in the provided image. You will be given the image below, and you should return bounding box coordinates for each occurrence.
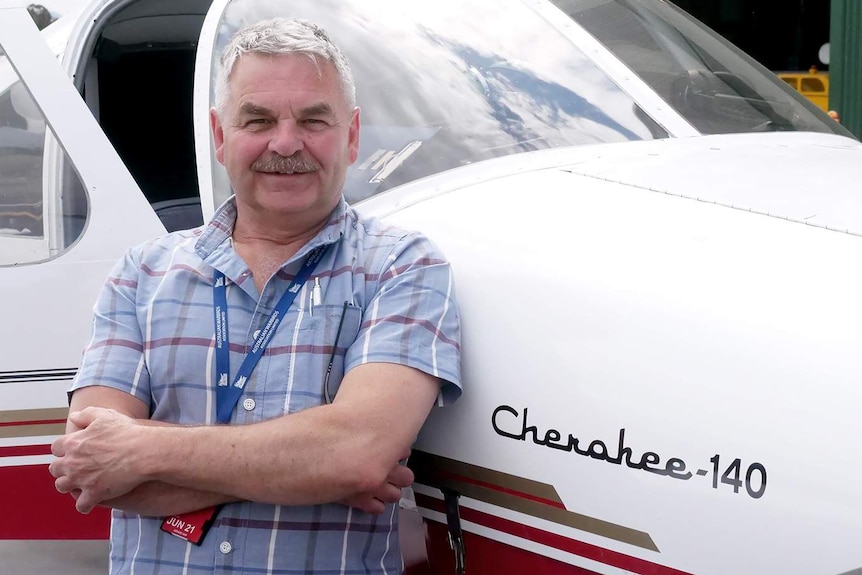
[348,107,360,165]
[211,108,226,165]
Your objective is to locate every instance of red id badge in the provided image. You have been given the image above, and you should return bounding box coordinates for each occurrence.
[160,506,220,545]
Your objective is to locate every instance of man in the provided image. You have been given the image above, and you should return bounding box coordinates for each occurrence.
[49,18,461,574]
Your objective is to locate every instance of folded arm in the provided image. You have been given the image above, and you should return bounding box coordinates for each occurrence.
[51,363,439,514]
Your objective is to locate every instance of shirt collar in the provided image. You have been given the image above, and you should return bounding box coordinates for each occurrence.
[195,195,349,263]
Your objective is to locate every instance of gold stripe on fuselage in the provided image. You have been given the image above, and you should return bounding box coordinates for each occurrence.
[0,408,68,438]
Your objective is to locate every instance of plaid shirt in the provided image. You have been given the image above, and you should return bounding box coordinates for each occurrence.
[71,197,461,574]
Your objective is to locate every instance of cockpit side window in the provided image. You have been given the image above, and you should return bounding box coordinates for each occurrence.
[0,73,88,265]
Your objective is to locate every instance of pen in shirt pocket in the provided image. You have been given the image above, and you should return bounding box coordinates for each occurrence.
[310,277,322,316]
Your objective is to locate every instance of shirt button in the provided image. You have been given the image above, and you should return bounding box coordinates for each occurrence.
[219,541,232,554]
[243,398,256,411]
[252,329,261,340]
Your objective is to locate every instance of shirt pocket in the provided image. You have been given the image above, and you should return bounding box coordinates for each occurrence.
[279,302,362,412]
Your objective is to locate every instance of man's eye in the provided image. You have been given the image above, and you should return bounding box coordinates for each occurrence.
[303,118,328,128]
[245,118,270,126]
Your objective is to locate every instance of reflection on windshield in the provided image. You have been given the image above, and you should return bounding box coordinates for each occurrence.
[211,0,666,204]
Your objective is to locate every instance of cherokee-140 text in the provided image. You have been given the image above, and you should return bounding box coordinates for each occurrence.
[491,405,767,499]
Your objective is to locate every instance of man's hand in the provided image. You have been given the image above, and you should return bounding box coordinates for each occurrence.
[337,454,414,514]
[50,407,150,514]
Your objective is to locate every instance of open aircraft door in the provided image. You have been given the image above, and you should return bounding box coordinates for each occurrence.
[0,5,166,570]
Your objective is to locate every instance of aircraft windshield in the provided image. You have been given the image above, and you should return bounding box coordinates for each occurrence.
[208,0,668,205]
[205,0,853,206]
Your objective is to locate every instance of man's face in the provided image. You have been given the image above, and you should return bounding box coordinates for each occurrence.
[211,53,359,226]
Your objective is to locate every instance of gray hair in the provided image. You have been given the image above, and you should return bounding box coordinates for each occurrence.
[214,18,356,118]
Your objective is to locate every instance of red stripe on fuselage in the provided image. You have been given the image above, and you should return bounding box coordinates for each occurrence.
[0,419,66,428]
[443,471,566,509]
[0,444,52,457]
[0,465,110,539]
[415,493,693,575]
[424,520,603,575]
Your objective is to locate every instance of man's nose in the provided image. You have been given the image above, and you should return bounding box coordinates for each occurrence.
[268,121,304,157]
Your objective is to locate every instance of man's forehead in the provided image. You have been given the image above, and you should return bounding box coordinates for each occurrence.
[231,52,328,83]
[227,53,347,109]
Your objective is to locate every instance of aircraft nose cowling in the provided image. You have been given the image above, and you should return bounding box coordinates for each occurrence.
[364,132,862,575]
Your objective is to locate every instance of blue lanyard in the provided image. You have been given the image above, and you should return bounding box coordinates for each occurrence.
[213,245,328,424]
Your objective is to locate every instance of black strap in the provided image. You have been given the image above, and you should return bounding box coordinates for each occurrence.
[442,488,466,575]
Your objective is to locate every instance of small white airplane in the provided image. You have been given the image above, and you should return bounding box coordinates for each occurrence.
[2,0,862,574]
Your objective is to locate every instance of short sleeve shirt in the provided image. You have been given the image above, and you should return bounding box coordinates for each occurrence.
[70,196,461,574]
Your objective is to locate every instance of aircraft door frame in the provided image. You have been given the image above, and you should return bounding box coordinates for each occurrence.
[194,0,231,221]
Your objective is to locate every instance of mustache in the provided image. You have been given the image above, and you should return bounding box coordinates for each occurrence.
[252,153,320,174]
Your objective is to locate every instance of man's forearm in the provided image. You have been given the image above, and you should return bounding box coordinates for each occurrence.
[140,403,388,506]
[140,364,440,506]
